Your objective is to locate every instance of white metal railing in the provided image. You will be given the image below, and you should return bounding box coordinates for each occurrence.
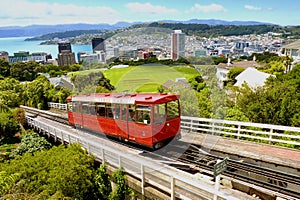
[47,102,300,147]
[26,116,238,200]
[181,116,300,147]
[48,102,67,111]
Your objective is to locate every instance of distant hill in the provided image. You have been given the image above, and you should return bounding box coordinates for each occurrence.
[0,23,138,38]
[158,19,274,26]
[137,22,285,37]
[0,19,277,38]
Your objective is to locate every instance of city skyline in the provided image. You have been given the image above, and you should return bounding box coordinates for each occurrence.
[1,0,299,27]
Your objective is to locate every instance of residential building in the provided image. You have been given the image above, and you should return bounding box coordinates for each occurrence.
[9,51,29,63]
[216,60,262,88]
[79,51,106,64]
[0,51,9,61]
[282,40,300,65]
[92,38,105,53]
[119,48,138,61]
[171,30,185,61]
[49,76,74,91]
[234,67,274,89]
[29,52,50,63]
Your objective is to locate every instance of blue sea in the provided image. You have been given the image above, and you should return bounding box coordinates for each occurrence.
[0,37,92,61]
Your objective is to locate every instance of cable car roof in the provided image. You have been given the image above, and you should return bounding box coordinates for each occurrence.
[70,93,179,104]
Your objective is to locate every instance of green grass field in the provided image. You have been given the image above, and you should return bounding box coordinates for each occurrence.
[68,64,201,93]
[103,64,201,92]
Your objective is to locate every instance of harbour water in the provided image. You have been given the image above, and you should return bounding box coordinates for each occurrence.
[0,37,92,61]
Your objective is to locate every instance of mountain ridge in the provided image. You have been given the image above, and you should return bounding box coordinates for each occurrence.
[0,19,276,38]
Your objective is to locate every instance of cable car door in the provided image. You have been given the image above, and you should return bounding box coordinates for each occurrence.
[118,104,129,139]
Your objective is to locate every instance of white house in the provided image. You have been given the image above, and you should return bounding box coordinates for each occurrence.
[234,67,274,89]
[216,60,262,89]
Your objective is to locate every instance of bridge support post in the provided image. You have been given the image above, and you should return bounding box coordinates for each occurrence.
[101,148,105,163]
[68,135,71,144]
[118,155,122,168]
[141,164,145,196]
[61,131,64,144]
[269,129,273,145]
[170,176,175,200]
[54,129,57,142]
[214,174,220,200]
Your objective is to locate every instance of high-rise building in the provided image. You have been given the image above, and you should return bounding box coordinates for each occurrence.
[57,41,76,66]
[58,41,72,53]
[57,53,76,66]
[171,30,185,61]
[92,38,105,53]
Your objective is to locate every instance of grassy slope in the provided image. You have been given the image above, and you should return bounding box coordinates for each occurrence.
[103,64,200,92]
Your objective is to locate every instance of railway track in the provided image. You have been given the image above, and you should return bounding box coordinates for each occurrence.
[170,143,300,199]
[22,106,300,200]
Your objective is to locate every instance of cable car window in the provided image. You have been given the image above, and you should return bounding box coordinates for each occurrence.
[106,103,114,118]
[73,102,80,113]
[136,105,151,125]
[82,103,89,114]
[113,104,121,119]
[167,100,179,120]
[154,104,166,124]
[120,104,127,121]
[89,103,96,115]
[96,103,105,117]
[128,104,136,121]
[67,102,73,112]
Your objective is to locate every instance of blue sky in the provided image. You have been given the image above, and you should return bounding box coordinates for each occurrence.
[1,0,299,27]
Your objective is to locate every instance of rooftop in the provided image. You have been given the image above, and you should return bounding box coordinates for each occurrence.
[282,40,300,50]
[218,60,262,69]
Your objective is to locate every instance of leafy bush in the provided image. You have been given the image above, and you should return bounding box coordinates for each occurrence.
[10,130,52,157]
[0,143,96,199]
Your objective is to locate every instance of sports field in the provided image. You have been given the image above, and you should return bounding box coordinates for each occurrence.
[103,64,200,92]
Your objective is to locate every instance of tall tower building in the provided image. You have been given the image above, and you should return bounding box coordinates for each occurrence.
[92,38,105,53]
[58,41,72,53]
[57,41,76,66]
[171,30,185,61]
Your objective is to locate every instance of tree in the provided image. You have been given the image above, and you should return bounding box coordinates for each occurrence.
[51,88,72,103]
[109,168,128,200]
[0,112,19,140]
[259,60,285,75]
[0,58,10,77]
[72,71,115,94]
[188,74,205,92]
[234,79,300,126]
[0,78,22,108]
[94,164,112,199]
[0,171,21,197]
[0,143,96,199]
[13,107,27,128]
[227,67,245,81]
[23,76,53,109]
[10,61,38,81]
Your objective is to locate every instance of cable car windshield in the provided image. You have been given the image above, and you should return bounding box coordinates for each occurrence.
[136,105,151,124]
[154,100,180,124]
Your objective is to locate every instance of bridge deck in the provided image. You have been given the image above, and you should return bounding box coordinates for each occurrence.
[180,130,300,170]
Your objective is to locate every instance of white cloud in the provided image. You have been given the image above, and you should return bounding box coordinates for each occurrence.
[125,2,178,15]
[244,5,262,11]
[0,0,121,26]
[188,3,227,13]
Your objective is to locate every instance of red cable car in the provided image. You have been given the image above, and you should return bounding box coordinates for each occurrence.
[66,93,181,149]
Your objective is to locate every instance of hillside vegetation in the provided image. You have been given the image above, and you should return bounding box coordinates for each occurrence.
[26,23,300,42]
